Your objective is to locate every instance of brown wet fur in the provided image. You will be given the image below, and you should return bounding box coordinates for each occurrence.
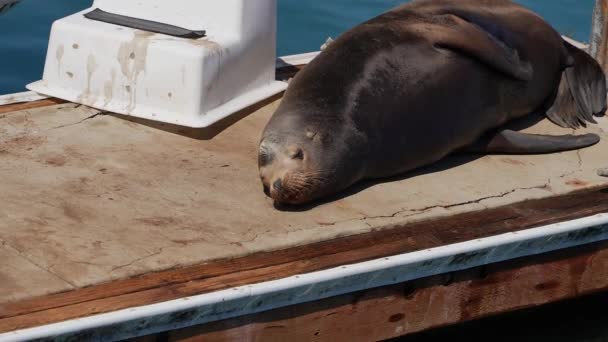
[259,0,605,205]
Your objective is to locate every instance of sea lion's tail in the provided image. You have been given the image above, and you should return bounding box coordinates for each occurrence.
[546,40,607,129]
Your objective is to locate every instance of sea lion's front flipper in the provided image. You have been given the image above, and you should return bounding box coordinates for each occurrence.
[466,129,600,154]
[547,40,607,129]
[430,14,533,81]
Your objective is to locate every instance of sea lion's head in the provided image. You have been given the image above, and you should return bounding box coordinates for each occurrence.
[258,107,357,205]
[259,123,332,205]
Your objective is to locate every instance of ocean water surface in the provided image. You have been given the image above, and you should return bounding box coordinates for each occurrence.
[0,0,596,95]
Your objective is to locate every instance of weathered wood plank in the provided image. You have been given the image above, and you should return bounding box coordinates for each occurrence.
[0,98,66,114]
[1,186,608,333]
[167,242,608,342]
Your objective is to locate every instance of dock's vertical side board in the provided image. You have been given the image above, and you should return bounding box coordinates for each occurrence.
[164,242,608,342]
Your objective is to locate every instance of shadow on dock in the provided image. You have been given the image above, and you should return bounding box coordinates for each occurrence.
[110,92,284,140]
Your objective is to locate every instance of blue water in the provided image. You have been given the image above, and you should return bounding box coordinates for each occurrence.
[0,0,596,95]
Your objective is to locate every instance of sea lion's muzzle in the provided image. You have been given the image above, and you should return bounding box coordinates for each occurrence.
[267,173,316,205]
[263,168,310,205]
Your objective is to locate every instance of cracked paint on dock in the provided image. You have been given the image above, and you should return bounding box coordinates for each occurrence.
[0,100,608,303]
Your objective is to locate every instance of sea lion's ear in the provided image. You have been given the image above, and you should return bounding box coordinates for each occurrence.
[430,14,533,81]
[546,40,607,129]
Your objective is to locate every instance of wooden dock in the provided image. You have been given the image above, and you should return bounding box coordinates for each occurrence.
[0,74,608,340]
[1,2,608,340]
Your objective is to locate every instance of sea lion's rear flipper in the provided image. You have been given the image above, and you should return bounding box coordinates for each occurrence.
[547,41,607,128]
[430,14,533,81]
[466,129,600,154]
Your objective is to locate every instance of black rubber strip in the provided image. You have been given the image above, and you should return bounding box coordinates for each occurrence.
[84,8,206,39]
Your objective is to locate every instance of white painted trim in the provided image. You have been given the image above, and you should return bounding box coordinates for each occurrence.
[276,51,320,68]
[2,213,608,342]
[276,37,588,68]
[0,91,49,106]
[562,35,589,50]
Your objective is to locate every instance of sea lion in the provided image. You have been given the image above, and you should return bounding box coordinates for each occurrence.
[259,0,607,205]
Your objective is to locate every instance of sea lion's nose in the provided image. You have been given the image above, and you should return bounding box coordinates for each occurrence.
[272,179,283,192]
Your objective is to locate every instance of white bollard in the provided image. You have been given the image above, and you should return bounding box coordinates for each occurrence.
[28,0,287,128]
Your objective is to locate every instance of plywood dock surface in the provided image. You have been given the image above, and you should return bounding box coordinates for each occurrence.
[1,98,608,304]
